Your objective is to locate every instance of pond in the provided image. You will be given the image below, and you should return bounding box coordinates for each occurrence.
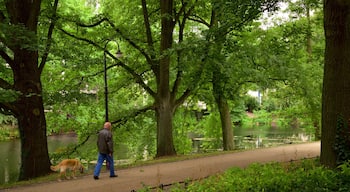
[0,134,77,185]
[0,126,313,185]
[191,126,312,152]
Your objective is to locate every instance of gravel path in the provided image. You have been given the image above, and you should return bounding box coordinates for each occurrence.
[3,142,320,192]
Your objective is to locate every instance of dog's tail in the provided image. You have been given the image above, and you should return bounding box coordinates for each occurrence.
[50,165,59,172]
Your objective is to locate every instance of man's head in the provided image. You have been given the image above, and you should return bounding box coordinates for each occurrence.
[104,122,112,130]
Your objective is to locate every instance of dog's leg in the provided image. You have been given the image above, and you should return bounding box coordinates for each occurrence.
[72,169,77,179]
[58,170,63,182]
[62,167,70,180]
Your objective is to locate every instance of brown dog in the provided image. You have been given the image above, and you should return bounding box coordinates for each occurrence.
[50,159,84,181]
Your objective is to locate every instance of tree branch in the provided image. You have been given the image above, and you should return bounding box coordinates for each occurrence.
[174,89,192,109]
[140,0,159,76]
[0,50,14,68]
[111,105,154,127]
[77,16,160,79]
[64,104,151,157]
[0,78,12,89]
[188,15,210,27]
[0,103,15,116]
[171,2,195,99]
[59,28,156,98]
[76,17,109,27]
[106,59,156,98]
[174,1,188,25]
[39,0,59,74]
[105,18,156,68]
[59,27,103,49]
[141,0,154,49]
[75,16,155,67]
[0,11,5,22]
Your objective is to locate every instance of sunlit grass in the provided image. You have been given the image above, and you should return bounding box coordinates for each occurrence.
[159,158,350,192]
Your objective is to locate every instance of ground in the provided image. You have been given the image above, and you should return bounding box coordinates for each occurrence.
[4,142,320,192]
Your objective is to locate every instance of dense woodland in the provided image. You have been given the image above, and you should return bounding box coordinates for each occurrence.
[0,0,348,183]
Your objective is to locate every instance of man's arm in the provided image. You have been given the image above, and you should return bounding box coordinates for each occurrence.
[106,133,114,155]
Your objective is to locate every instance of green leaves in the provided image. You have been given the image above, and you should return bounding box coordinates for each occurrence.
[0,88,20,103]
[180,159,346,192]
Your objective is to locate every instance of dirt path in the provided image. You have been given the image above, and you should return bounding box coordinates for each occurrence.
[3,142,320,192]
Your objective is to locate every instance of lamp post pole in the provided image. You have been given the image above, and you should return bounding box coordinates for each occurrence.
[103,40,122,122]
[103,47,109,122]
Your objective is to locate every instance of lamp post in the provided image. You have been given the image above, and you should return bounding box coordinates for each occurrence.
[103,40,122,122]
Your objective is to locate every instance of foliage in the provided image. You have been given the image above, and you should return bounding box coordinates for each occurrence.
[0,124,18,141]
[244,95,260,113]
[36,0,323,159]
[334,115,350,165]
[241,110,273,127]
[0,88,20,103]
[0,0,328,184]
[115,111,156,160]
[173,108,200,155]
[168,159,350,192]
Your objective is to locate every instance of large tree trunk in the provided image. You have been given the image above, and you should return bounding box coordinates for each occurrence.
[5,0,51,180]
[321,0,350,168]
[212,67,234,150]
[209,7,235,151]
[155,99,176,157]
[215,95,235,150]
[14,68,50,180]
[155,0,176,157]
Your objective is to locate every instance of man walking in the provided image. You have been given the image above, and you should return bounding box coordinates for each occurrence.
[93,122,117,179]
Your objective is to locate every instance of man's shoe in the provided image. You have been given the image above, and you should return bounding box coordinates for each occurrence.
[93,176,99,180]
[110,175,118,178]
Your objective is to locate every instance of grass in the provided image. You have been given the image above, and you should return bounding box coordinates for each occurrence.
[151,158,350,192]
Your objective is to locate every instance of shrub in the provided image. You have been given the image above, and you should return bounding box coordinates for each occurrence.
[168,159,350,192]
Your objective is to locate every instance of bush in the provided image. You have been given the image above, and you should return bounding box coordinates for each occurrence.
[167,159,350,192]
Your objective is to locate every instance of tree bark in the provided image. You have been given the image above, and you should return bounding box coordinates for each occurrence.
[210,7,235,151]
[4,0,51,180]
[321,0,350,168]
[14,66,50,180]
[155,0,176,157]
[216,95,235,150]
[155,99,176,157]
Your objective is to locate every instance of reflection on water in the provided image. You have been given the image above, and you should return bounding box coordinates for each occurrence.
[0,135,77,185]
[0,140,19,184]
[234,126,312,149]
[191,126,312,152]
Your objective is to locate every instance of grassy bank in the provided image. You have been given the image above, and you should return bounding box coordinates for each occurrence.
[148,158,350,192]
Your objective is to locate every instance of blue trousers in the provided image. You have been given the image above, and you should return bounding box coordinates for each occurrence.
[93,153,116,176]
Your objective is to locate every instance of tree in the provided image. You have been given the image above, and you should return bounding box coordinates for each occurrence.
[60,0,285,156]
[204,0,279,150]
[60,0,212,157]
[288,0,323,140]
[0,0,58,180]
[321,0,350,168]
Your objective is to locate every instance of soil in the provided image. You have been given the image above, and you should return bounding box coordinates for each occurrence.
[3,142,320,192]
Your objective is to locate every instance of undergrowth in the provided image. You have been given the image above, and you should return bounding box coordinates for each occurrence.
[148,159,350,192]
